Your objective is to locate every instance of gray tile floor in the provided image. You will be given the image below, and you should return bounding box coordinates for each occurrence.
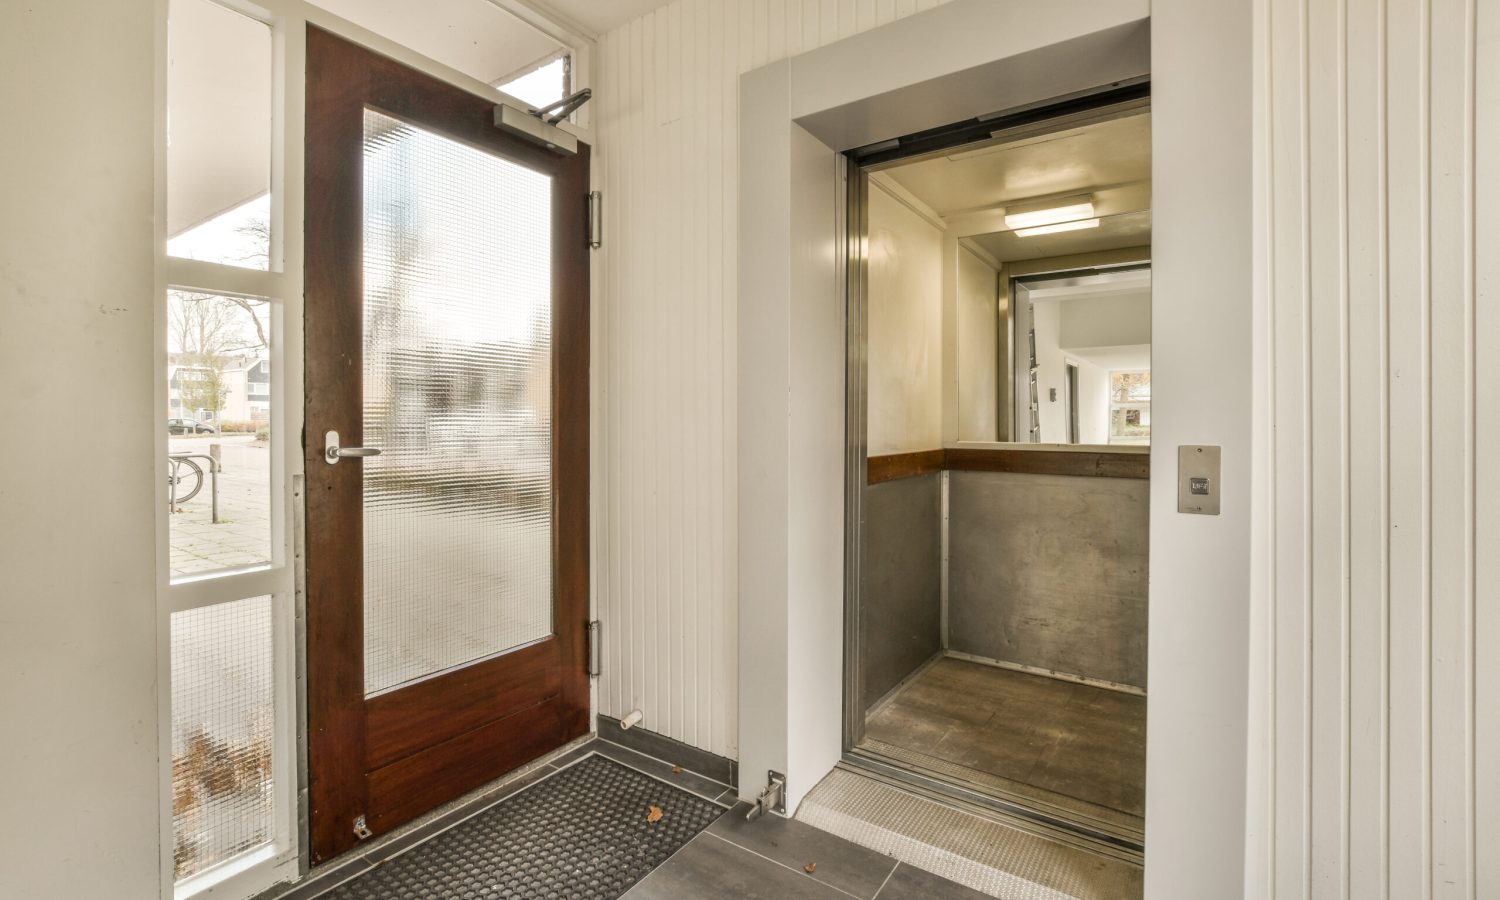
[864,657,1146,817]
[625,802,989,900]
[258,736,983,900]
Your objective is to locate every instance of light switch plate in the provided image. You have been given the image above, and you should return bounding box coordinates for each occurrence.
[1178,445,1221,515]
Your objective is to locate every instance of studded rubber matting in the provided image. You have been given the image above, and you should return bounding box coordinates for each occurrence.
[325,754,726,899]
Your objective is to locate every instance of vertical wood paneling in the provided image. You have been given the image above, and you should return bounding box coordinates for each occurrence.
[1268,0,1312,892]
[594,0,953,757]
[1344,0,1390,896]
[1426,0,1476,894]
[1264,0,1493,894]
[1307,0,1349,889]
[1474,4,1499,898]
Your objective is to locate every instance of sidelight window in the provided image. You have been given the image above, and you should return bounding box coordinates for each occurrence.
[160,1,293,896]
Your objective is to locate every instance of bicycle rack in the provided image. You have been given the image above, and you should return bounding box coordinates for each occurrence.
[168,453,221,524]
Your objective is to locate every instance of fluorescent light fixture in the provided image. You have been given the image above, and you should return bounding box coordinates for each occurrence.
[1014,218,1101,237]
[1003,195,1095,230]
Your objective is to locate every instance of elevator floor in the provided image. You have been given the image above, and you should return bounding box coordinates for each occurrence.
[863,657,1146,819]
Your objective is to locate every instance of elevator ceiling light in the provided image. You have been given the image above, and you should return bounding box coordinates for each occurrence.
[1003,196,1096,231]
[1014,217,1101,238]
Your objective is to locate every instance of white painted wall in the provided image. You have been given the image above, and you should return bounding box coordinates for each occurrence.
[1029,298,1068,442]
[1072,358,1110,445]
[866,182,944,456]
[784,121,847,818]
[1249,0,1500,894]
[956,245,1000,442]
[1147,0,1254,895]
[1058,290,1152,349]
[0,1,162,898]
[592,0,959,760]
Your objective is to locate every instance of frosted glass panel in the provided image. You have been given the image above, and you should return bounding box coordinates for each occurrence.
[362,109,554,695]
[171,596,275,880]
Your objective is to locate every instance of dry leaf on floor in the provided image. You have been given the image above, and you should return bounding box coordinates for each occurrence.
[804,862,817,874]
[647,805,664,823]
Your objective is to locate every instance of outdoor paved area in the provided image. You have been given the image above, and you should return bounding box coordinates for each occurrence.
[170,433,272,577]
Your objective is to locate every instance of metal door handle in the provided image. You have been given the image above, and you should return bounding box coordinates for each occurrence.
[325,430,382,465]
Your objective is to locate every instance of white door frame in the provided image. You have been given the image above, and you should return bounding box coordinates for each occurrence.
[735,1,1260,898]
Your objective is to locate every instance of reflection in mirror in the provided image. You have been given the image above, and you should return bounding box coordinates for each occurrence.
[1012,266,1151,445]
[871,105,1153,448]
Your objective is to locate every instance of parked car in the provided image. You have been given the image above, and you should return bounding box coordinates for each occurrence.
[168,417,216,435]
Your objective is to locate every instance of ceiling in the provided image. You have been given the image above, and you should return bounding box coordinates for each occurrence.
[168,0,272,236]
[312,0,564,84]
[882,111,1152,263]
[968,210,1151,263]
[539,0,678,35]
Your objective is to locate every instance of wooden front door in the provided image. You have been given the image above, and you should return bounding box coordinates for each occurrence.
[303,27,590,862]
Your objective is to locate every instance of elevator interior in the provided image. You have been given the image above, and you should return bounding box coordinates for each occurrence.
[846,98,1153,855]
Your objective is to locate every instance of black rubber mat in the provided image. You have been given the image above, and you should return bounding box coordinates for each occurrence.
[324,754,726,899]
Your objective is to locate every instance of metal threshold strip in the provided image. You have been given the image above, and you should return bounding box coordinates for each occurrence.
[849,739,1144,847]
[839,750,1144,865]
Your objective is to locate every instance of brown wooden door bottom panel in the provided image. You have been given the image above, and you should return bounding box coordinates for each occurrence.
[365,699,579,834]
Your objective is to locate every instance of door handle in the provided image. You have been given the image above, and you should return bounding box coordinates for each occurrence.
[325,430,382,465]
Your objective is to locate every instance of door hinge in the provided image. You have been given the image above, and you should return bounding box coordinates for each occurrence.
[587,191,603,249]
[745,770,786,822]
[352,815,372,840]
[587,619,602,677]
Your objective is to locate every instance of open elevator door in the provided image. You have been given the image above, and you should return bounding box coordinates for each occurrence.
[303,27,590,862]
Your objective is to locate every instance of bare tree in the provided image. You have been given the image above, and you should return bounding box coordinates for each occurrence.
[169,291,269,418]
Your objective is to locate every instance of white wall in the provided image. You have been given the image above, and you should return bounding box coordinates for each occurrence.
[1251,0,1500,894]
[1147,0,1254,895]
[0,1,162,898]
[592,0,957,759]
[1073,358,1110,445]
[1058,290,1152,349]
[866,182,944,456]
[956,245,1000,442]
[1029,298,1068,442]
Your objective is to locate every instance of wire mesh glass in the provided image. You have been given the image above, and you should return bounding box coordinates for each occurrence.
[361,109,555,695]
[170,595,276,881]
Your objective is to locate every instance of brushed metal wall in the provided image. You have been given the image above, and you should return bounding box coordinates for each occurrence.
[946,470,1149,689]
[860,474,943,711]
